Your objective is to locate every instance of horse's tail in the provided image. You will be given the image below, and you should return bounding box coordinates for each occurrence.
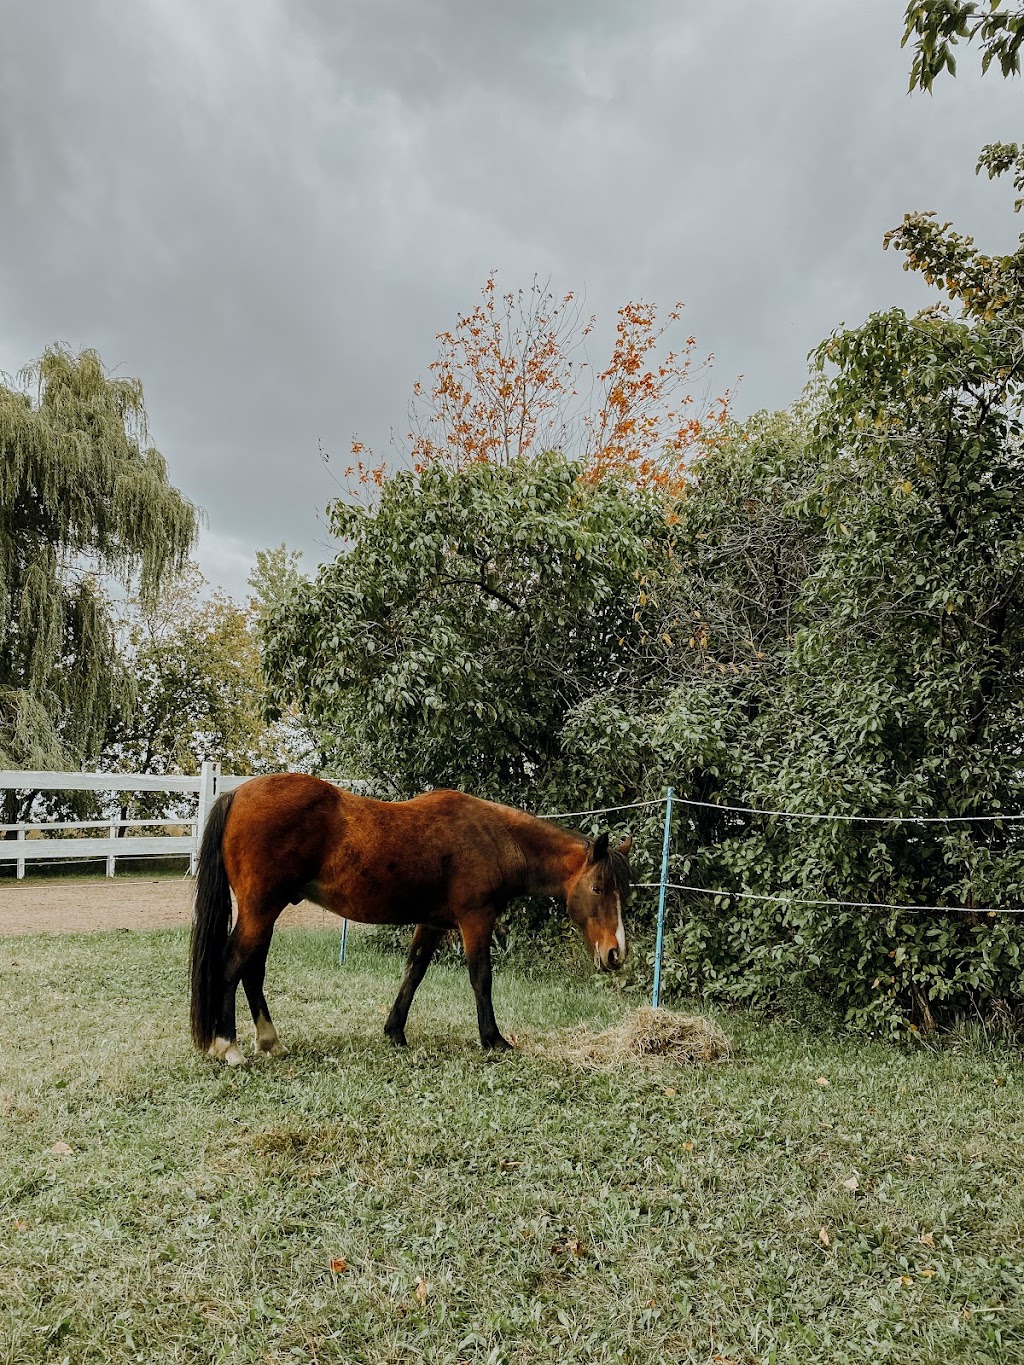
[190,791,236,1051]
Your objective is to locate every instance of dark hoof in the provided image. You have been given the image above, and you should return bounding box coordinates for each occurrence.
[384,1028,408,1048]
[482,1034,513,1052]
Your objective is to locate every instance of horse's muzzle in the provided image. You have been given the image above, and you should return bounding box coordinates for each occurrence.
[599,946,624,972]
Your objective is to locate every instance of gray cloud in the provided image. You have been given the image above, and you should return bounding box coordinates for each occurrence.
[2,0,1020,595]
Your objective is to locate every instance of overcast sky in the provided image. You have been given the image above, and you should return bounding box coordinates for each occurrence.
[2,0,1021,596]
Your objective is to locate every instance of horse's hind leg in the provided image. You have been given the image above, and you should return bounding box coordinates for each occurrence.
[242,938,288,1057]
[209,904,279,1066]
[385,924,444,1046]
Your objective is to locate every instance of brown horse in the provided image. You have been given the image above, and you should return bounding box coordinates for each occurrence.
[190,773,631,1065]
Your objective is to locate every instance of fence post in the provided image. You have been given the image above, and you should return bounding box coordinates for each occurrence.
[16,823,25,880]
[651,786,674,1009]
[107,821,117,878]
[193,760,218,875]
[338,916,349,966]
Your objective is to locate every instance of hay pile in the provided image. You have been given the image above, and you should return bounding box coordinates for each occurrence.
[531,1005,733,1070]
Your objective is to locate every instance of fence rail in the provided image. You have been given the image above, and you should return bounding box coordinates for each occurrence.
[0,765,368,879]
[0,762,242,878]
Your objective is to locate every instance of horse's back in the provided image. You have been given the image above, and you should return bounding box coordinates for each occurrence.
[219,775,513,923]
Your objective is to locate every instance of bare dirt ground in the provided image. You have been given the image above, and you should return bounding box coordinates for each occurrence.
[0,877,339,937]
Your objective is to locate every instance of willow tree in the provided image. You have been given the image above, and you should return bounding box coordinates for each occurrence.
[0,346,198,795]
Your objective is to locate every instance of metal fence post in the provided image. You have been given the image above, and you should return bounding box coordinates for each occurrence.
[651,786,675,1009]
[338,917,349,965]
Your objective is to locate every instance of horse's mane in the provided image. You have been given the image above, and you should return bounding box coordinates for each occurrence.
[604,846,633,905]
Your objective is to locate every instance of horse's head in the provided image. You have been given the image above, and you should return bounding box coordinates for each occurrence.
[567,832,632,972]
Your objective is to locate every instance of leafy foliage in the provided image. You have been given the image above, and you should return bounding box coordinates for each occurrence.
[107,564,294,786]
[263,451,672,808]
[903,1,1024,91]
[647,311,1024,1036]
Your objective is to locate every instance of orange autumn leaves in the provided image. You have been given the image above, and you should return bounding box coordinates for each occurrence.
[346,276,730,498]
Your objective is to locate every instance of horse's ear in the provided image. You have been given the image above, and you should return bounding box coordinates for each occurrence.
[617,834,632,856]
[589,832,610,864]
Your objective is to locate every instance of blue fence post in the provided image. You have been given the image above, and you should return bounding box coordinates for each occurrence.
[651,786,674,1009]
[338,917,349,966]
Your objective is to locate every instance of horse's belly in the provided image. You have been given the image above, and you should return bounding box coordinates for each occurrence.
[302,879,449,928]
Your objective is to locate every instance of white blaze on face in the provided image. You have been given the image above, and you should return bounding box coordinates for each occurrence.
[615,892,625,958]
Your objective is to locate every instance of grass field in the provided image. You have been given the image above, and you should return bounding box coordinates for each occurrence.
[1,930,1022,1364]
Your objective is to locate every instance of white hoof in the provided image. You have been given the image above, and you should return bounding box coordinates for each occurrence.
[208,1037,247,1067]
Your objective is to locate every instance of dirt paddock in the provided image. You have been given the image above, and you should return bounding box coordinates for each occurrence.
[0,877,338,937]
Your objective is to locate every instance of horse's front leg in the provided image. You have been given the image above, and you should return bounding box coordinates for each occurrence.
[459,912,511,1051]
[385,924,444,1046]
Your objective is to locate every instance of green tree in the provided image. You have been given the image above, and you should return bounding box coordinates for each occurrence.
[0,346,196,815]
[261,451,672,808]
[108,564,285,785]
[653,312,1024,1036]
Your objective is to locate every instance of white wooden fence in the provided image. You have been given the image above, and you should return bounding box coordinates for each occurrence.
[0,761,248,878]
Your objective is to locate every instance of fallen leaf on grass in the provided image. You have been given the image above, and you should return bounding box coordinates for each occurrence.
[330,1257,347,1274]
[13,1220,27,1232]
[815,1076,830,1087]
[48,1141,72,1156]
[919,1232,935,1248]
[842,1174,860,1192]
[682,1141,694,1151]
[415,1276,430,1306]
[662,1087,678,1097]
[920,1267,937,1278]
[818,1227,831,1248]
[900,1275,914,1286]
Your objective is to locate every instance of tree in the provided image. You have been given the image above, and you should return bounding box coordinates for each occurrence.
[247,543,307,630]
[107,564,287,786]
[903,2,1024,92]
[346,276,729,496]
[677,307,1024,1036]
[0,346,197,817]
[261,451,673,808]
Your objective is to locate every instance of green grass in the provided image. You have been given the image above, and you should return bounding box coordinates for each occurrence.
[1,931,1022,1365]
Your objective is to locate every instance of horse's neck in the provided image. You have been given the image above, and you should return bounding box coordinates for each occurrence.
[499,809,585,899]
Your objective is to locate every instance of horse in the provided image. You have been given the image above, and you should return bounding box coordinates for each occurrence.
[189,773,632,1065]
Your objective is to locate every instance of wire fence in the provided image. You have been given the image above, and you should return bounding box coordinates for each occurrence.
[535,783,1024,1007]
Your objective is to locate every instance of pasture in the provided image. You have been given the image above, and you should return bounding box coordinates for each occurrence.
[1,925,1022,1364]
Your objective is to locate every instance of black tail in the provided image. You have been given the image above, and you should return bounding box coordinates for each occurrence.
[190,791,236,1050]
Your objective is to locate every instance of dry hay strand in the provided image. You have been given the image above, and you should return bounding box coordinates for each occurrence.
[531,1005,733,1070]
